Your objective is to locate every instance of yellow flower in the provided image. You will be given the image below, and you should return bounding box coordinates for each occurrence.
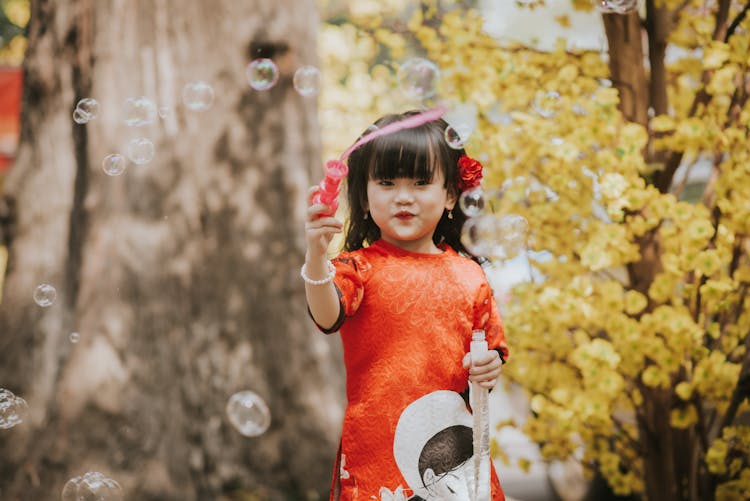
[695,249,723,276]
[599,451,619,472]
[600,173,628,199]
[649,273,678,303]
[707,439,728,474]
[530,394,548,413]
[700,279,734,302]
[407,4,423,31]
[642,365,670,388]
[4,0,30,28]
[624,189,650,211]
[670,405,698,429]
[703,41,731,69]
[593,370,625,396]
[675,382,693,400]
[650,115,676,132]
[581,241,613,271]
[661,252,682,274]
[685,217,715,241]
[708,65,740,95]
[624,290,648,315]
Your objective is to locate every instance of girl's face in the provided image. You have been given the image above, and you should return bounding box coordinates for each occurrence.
[366,168,455,254]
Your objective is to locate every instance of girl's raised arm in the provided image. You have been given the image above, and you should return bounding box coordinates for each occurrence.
[303,187,343,330]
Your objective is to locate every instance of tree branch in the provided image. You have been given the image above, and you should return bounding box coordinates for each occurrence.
[602,11,649,125]
[612,413,643,454]
[645,0,671,116]
[714,0,732,41]
[725,1,750,42]
[715,325,750,438]
[694,396,710,453]
[652,0,741,193]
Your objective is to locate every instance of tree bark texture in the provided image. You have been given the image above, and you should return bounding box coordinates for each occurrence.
[0,1,344,499]
[602,11,649,127]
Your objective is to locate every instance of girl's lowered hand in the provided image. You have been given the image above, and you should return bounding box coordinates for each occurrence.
[305,186,343,258]
[462,349,503,390]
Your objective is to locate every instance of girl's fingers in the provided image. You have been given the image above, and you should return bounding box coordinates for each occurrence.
[307,203,339,221]
[469,369,501,384]
[469,362,501,375]
[469,359,502,378]
[305,218,343,234]
[307,185,321,205]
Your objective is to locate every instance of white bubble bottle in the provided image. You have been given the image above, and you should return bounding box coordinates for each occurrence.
[470,329,491,501]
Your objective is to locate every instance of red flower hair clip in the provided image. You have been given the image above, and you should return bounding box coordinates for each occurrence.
[458,155,483,192]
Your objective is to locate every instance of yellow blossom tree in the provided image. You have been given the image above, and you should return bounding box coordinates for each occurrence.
[319,0,750,499]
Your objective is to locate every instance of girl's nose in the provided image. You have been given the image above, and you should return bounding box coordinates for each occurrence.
[394,184,414,203]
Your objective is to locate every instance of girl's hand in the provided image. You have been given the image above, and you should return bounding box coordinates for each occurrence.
[305,186,343,259]
[462,349,503,390]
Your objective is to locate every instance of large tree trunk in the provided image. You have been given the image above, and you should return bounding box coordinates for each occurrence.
[0,1,344,499]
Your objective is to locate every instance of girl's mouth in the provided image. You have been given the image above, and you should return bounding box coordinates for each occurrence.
[394,211,414,220]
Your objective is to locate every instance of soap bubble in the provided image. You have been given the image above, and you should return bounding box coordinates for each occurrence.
[101,154,127,176]
[226,390,271,437]
[495,214,529,259]
[397,57,440,100]
[62,471,123,501]
[246,58,279,91]
[293,65,321,97]
[33,283,57,307]
[72,108,89,124]
[531,90,561,118]
[123,96,157,127]
[461,213,529,260]
[157,106,170,119]
[458,187,486,217]
[444,123,472,150]
[461,214,501,257]
[72,98,100,124]
[182,81,214,111]
[594,0,639,14]
[0,389,29,429]
[125,137,155,165]
[69,332,80,344]
[77,98,99,119]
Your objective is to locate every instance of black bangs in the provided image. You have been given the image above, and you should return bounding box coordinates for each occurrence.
[367,124,440,182]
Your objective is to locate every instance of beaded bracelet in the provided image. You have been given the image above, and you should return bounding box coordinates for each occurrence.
[300,260,336,285]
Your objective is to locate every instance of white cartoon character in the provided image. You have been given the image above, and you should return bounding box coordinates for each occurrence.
[393,390,476,500]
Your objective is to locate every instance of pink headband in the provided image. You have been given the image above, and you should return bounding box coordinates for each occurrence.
[314,106,448,215]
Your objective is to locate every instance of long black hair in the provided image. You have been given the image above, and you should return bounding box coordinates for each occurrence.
[343,110,472,255]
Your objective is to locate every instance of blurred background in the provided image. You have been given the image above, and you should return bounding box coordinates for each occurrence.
[1,0,748,500]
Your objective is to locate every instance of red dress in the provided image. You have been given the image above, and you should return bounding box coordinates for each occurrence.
[315,239,509,500]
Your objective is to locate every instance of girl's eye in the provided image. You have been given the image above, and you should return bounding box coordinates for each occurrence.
[377,179,393,186]
[415,179,430,186]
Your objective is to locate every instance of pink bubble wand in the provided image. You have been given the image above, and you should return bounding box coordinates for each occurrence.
[312,106,448,215]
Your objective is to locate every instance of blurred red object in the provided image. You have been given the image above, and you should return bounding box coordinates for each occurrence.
[0,67,23,172]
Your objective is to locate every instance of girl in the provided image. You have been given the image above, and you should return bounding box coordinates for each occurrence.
[303,110,508,500]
